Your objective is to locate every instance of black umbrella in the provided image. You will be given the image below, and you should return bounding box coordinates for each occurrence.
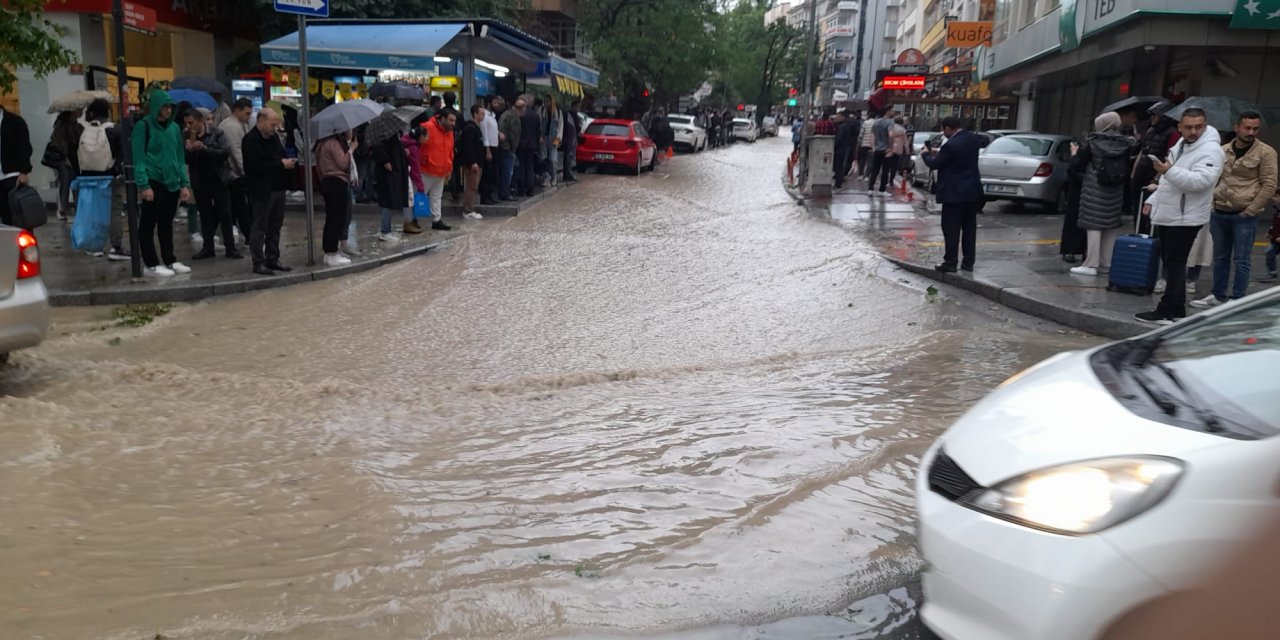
[364,111,408,146]
[1100,96,1164,115]
[171,76,230,98]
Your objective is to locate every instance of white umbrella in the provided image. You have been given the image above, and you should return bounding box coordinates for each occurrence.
[391,105,427,123]
[308,98,385,140]
[48,90,115,114]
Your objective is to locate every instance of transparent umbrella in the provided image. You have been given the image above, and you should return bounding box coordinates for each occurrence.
[308,99,385,140]
[47,90,114,114]
[1164,96,1280,131]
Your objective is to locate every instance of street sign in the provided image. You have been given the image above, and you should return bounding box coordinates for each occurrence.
[122,1,157,36]
[274,0,329,17]
[892,64,930,74]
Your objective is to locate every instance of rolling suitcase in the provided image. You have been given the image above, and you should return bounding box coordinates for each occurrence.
[1107,197,1160,295]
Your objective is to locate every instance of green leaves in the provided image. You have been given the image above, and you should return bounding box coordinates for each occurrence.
[709,2,805,118]
[579,0,719,107]
[0,0,79,90]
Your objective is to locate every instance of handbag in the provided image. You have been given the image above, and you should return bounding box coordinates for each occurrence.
[6,184,48,229]
[41,141,66,169]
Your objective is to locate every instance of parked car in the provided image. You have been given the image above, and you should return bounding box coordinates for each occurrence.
[576,118,658,175]
[979,133,1074,212]
[762,115,780,137]
[912,131,998,192]
[665,114,707,152]
[577,111,594,133]
[916,286,1280,640]
[0,225,48,366]
[731,117,759,143]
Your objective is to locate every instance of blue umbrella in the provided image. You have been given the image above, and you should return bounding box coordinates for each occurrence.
[167,88,218,111]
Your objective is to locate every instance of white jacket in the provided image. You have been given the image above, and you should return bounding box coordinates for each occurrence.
[217,115,251,181]
[1149,126,1225,227]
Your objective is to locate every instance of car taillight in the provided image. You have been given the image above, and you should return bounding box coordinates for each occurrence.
[626,139,637,148]
[17,230,40,279]
[1034,162,1053,177]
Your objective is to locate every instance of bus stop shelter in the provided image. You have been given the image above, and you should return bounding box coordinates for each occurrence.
[260,19,551,109]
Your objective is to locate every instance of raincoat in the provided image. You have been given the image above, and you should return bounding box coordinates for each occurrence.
[131,89,190,192]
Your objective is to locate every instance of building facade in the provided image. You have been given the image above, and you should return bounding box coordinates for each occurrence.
[982,0,1280,139]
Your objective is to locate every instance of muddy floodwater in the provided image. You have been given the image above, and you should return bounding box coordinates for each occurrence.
[0,138,1096,639]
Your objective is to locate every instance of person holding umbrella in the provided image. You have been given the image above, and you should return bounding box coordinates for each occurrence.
[48,109,83,221]
[367,110,412,242]
[316,129,357,266]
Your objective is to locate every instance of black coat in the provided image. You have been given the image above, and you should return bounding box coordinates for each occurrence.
[1061,145,1088,255]
[0,108,33,176]
[241,127,291,197]
[458,120,486,168]
[834,119,858,153]
[923,129,983,204]
[1077,131,1137,230]
[372,135,409,210]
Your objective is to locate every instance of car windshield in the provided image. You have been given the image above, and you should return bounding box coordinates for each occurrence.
[1096,294,1280,438]
[985,136,1054,156]
[667,116,693,126]
[914,132,937,145]
[585,123,631,138]
[734,120,752,128]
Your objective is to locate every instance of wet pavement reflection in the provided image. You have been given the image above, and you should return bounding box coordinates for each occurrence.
[1,137,1097,639]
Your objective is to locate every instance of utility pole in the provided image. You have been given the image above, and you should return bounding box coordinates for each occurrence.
[111,0,142,279]
[800,0,818,117]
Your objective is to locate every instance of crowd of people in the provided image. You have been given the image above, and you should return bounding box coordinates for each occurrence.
[0,87,595,276]
[797,107,915,193]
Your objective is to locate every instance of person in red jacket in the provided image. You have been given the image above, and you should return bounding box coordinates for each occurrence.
[419,109,457,231]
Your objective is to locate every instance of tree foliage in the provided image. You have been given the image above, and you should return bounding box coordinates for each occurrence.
[712,0,805,122]
[578,0,718,116]
[0,0,80,91]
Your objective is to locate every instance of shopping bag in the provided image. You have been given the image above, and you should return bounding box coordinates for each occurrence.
[69,176,115,251]
[413,192,431,219]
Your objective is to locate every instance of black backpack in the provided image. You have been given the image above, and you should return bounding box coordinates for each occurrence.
[1095,151,1130,186]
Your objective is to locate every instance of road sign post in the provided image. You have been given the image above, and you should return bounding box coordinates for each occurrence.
[275,0,328,266]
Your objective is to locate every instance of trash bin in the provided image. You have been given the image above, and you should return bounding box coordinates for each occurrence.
[805,135,835,197]
[69,175,115,251]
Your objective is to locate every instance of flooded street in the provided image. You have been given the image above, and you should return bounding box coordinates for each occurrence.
[1,137,1096,639]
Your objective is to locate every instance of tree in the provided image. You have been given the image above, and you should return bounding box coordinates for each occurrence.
[714,0,804,124]
[0,0,79,91]
[578,0,719,116]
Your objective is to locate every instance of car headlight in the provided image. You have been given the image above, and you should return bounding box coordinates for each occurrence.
[965,457,1184,535]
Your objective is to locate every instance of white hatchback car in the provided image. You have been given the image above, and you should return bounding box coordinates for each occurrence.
[0,224,49,365]
[916,288,1280,640]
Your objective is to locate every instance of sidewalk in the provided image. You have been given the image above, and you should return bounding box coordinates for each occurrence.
[36,184,568,306]
[800,176,1276,339]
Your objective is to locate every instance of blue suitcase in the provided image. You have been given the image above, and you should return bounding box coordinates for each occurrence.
[1108,205,1160,295]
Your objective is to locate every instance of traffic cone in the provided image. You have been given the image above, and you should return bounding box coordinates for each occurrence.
[666,146,674,160]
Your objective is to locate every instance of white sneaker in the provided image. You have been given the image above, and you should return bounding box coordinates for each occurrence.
[1153,279,1166,294]
[1186,281,1196,294]
[191,232,203,247]
[1069,266,1098,276]
[323,253,352,266]
[168,261,192,274]
[463,211,484,220]
[377,232,401,243]
[1189,294,1222,309]
[146,265,175,277]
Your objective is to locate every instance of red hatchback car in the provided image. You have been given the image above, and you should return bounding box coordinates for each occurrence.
[576,119,658,175]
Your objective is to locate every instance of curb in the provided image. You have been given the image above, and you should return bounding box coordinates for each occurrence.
[283,182,568,218]
[884,257,1148,340]
[47,237,457,307]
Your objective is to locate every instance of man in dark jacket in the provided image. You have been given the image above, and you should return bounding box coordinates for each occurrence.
[497,97,522,201]
[182,109,241,260]
[833,112,858,189]
[0,106,33,227]
[517,95,543,197]
[459,104,487,217]
[922,117,983,273]
[562,101,581,183]
[241,108,296,276]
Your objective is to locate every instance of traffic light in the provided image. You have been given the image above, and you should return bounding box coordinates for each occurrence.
[643,89,650,97]
[737,103,745,111]
[787,98,797,106]
[788,87,798,96]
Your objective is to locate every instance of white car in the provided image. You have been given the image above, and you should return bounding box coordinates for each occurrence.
[731,117,759,142]
[762,115,780,137]
[665,114,707,152]
[0,225,49,365]
[916,288,1280,640]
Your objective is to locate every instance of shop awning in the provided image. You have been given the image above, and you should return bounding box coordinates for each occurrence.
[549,54,599,88]
[555,76,585,98]
[260,21,550,74]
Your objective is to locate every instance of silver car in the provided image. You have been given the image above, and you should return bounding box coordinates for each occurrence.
[0,224,49,365]
[912,131,999,193]
[979,133,1075,212]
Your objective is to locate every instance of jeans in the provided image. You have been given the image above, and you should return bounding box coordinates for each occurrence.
[1154,225,1201,318]
[250,190,286,267]
[868,150,891,191]
[516,148,538,196]
[497,148,515,199]
[138,183,180,267]
[1083,227,1122,270]
[1266,242,1278,274]
[320,177,350,253]
[57,164,75,215]
[562,137,578,180]
[481,148,498,200]
[1209,211,1258,300]
[194,180,235,252]
[941,201,979,269]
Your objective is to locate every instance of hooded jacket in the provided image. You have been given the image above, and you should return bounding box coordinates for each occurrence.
[1077,129,1138,230]
[1213,138,1277,217]
[131,89,190,192]
[1149,126,1225,227]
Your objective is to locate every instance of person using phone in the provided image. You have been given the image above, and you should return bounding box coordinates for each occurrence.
[241,107,296,276]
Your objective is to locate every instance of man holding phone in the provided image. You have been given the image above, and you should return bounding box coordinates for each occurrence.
[241,108,297,276]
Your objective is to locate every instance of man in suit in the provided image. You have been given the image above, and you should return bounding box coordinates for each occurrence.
[922,117,984,273]
[0,106,33,227]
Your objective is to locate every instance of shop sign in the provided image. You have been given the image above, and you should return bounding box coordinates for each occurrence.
[321,80,336,99]
[891,64,930,74]
[430,76,460,90]
[826,24,855,38]
[896,48,927,65]
[883,75,926,90]
[307,77,320,95]
[123,1,157,35]
[945,21,993,48]
[286,73,301,90]
[269,66,285,82]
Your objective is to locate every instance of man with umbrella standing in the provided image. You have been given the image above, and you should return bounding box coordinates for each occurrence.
[366,110,414,239]
[241,108,297,276]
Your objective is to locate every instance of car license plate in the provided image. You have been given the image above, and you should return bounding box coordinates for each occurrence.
[985,184,1018,194]
[594,153,614,160]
